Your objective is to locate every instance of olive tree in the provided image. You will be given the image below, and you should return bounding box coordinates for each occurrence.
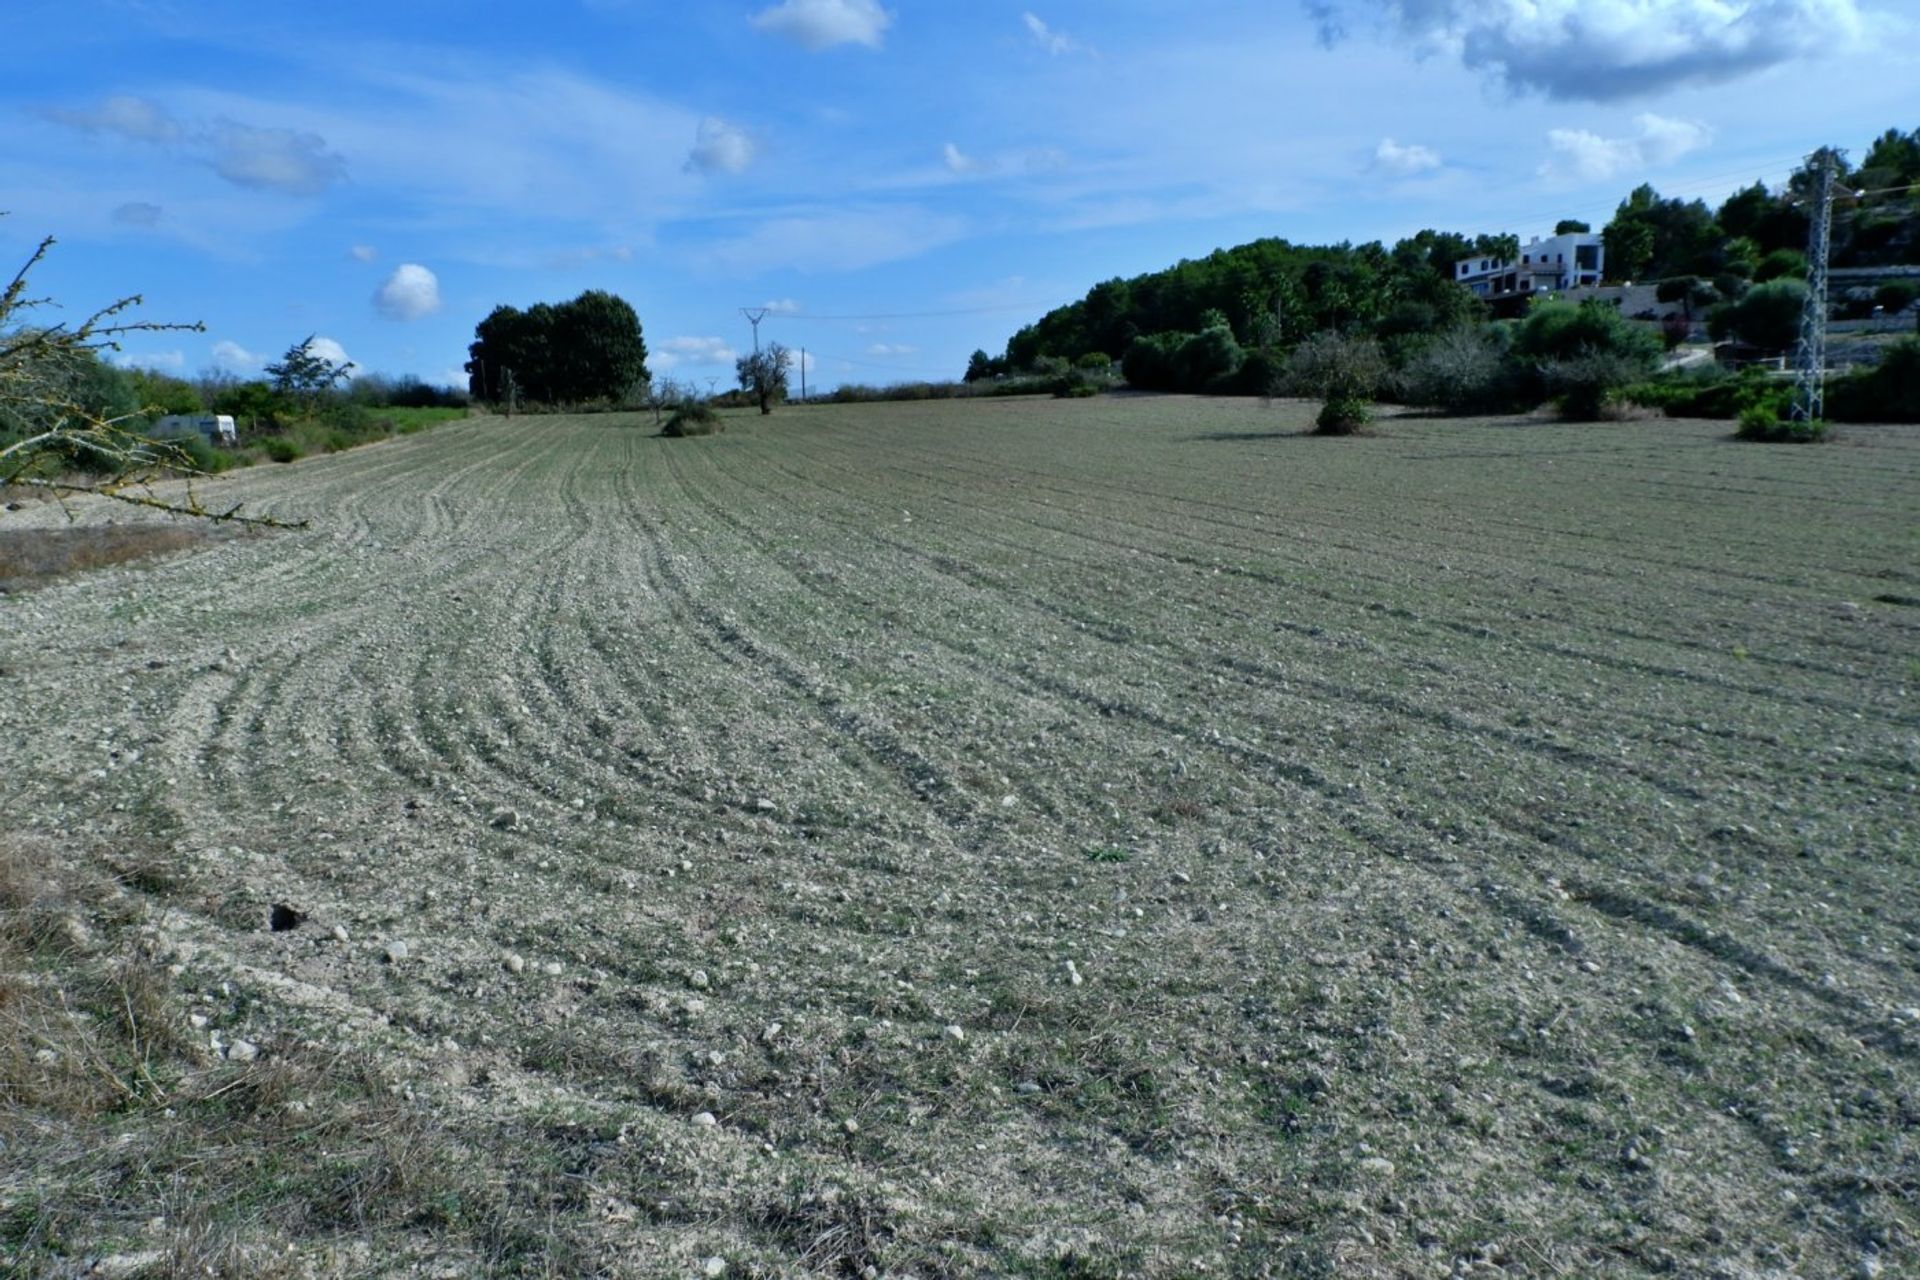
[736,343,792,415]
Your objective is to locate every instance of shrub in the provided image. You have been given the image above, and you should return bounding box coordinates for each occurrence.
[1827,336,1920,422]
[1285,332,1387,402]
[1315,397,1371,435]
[1400,326,1512,413]
[1177,325,1244,391]
[261,438,302,463]
[1222,347,1285,398]
[1542,351,1648,421]
[1513,299,1663,368]
[1736,406,1830,442]
[1755,249,1808,282]
[159,431,239,473]
[1074,351,1113,371]
[1049,369,1100,398]
[662,403,723,437]
[1122,332,1189,391]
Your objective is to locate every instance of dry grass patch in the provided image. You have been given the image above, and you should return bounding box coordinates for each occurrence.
[0,524,212,592]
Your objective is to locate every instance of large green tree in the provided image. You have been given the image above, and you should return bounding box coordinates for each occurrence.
[1602,184,1722,282]
[466,291,648,405]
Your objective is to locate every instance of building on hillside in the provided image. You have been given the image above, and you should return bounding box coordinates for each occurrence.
[1454,232,1606,303]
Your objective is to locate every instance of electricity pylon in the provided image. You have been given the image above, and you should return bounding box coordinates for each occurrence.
[1791,152,1837,423]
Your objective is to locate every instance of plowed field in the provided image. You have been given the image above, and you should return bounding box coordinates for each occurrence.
[5,397,1917,1277]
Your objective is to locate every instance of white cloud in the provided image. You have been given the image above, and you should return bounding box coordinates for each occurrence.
[210,120,346,195]
[751,0,892,50]
[1023,12,1084,55]
[210,340,263,374]
[374,263,442,321]
[762,299,802,314]
[110,349,185,372]
[1315,0,1867,100]
[686,117,758,175]
[705,206,967,274]
[942,142,984,175]
[866,343,917,356]
[1023,146,1069,173]
[349,244,378,262]
[653,336,740,371]
[43,96,345,198]
[1372,137,1441,176]
[41,94,181,143]
[1541,112,1712,182]
[1633,112,1715,164]
[112,201,163,227]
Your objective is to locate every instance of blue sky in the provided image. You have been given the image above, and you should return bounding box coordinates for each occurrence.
[4,0,1915,392]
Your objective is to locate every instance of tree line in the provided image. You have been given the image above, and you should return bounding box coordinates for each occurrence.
[978,125,1920,414]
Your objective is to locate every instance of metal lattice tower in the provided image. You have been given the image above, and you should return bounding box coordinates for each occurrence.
[1791,153,1837,423]
[740,307,768,355]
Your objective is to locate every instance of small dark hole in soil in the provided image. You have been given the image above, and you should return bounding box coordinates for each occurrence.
[270,903,305,932]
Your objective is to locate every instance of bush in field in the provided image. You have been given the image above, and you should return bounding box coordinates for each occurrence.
[1542,351,1650,420]
[1736,404,1829,442]
[662,403,724,436]
[261,438,302,463]
[1286,332,1387,399]
[1281,333,1387,435]
[1315,397,1372,434]
[1074,351,1113,371]
[1050,369,1099,398]
[1400,326,1510,413]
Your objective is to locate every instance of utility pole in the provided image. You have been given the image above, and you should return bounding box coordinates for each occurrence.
[1791,151,1837,423]
[741,307,768,356]
[800,348,806,403]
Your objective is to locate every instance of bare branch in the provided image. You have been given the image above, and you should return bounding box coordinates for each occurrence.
[11,478,309,528]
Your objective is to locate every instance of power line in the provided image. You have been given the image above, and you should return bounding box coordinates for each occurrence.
[732,302,1055,322]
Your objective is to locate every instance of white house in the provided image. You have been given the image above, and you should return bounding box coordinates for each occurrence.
[1454,232,1606,301]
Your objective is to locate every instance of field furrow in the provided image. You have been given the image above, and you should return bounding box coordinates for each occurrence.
[3,398,1915,1278]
